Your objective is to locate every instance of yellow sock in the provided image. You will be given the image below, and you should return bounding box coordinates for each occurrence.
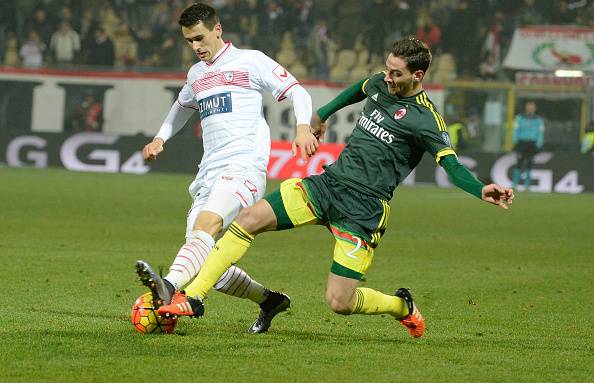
[184,222,253,299]
[351,288,409,319]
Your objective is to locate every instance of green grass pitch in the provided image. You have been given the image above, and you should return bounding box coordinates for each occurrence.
[1,167,592,382]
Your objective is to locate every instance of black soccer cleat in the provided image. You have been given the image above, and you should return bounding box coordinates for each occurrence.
[135,260,174,308]
[248,290,291,334]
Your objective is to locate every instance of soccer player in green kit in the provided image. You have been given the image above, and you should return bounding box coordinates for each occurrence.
[157,37,515,338]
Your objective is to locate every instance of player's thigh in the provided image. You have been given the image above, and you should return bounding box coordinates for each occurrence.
[264,177,319,231]
[235,198,278,234]
[330,235,375,281]
[186,173,265,237]
[185,188,211,239]
[327,197,390,280]
[203,173,265,226]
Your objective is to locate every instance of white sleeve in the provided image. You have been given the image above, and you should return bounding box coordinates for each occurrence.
[155,100,196,142]
[177,80,200,109]
[284,84,312,126]
[251,51,300,101]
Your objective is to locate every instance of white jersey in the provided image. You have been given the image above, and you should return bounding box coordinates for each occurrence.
[177,42,299,182]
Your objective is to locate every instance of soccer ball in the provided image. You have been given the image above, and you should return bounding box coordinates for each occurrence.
[131,292,178,334]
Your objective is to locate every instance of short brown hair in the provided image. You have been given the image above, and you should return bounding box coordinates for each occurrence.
[390,37,432,73]
[178,3,220,30]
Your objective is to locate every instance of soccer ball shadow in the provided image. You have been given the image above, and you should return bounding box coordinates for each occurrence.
[131,292,178,334]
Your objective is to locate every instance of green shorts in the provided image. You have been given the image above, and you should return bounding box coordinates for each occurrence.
[264,173,391,280]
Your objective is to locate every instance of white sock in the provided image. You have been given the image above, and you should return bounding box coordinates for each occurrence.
[165,230,214,291]
[165,230,267,304]
[214,267,267,304]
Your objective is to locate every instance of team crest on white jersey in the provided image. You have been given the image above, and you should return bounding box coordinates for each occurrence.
[223,71,234,83]
[394,108,407,120]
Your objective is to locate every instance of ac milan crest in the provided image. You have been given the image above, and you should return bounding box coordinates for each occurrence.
[394,108,407,119]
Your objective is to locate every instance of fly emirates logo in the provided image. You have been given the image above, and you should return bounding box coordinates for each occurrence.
[357,109,394,144]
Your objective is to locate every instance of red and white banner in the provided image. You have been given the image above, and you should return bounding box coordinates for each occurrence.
[503,26,594,71]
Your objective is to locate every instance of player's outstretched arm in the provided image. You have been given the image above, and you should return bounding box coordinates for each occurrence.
[143,101,195,161]
[317,78,367,118]
[284,84,317,158]
[440,154,513,209]
[481,184,514,209]
[311,78,367,140]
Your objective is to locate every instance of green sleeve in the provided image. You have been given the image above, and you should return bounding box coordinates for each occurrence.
[317,78,367,121]
[440,155,484,199]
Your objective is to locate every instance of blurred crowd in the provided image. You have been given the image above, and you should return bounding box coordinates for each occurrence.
[0,0,592,81]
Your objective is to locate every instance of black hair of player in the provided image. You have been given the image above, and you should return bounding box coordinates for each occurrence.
[178,3,220,30]
[391,37,432,73]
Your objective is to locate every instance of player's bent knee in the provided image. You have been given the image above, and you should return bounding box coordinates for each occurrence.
[193,211,224,237]
[325,292,353,315]
[234,207,259,233]
[235,201,277,235]
[326,273,358,315]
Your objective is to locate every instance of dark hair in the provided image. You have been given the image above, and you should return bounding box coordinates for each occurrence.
[178,3,220,30]
[390,37,432,73]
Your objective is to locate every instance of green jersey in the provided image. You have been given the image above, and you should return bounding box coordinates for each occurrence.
[323,73,456,200]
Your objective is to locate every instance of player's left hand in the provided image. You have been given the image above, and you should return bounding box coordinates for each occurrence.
[292,124,319,162]
[481,184,514,209]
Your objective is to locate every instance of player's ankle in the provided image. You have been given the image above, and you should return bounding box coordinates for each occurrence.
[163,278,176,296]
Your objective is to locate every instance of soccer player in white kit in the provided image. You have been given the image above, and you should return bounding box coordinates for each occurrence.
[136,3,319,333]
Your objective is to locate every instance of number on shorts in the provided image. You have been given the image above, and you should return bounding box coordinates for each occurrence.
[346,237,362,259]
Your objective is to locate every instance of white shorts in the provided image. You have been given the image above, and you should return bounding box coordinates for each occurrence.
[185,169,266,238]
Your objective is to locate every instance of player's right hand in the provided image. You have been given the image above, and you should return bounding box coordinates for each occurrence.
[481,184,514,209]
[310,113,327,141]
[143,137,164,161]
[292,124,319,162]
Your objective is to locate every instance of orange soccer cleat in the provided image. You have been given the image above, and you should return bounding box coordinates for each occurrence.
[395,288,425,338]
[157,291,204,318]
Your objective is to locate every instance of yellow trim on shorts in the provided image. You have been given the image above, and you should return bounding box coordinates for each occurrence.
[371,199,390,246]
[279,178,318,227]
